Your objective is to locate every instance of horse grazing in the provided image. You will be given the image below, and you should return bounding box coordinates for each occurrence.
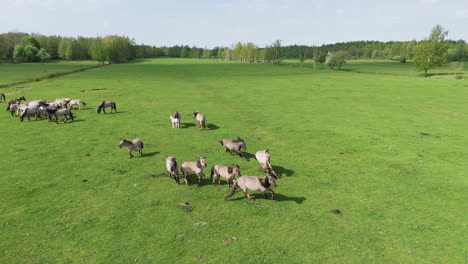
[169,112,180,129]
[69,99,86,110]
[192,112,206,130]
[50,109,74,123]
[224,174,278,201]
[119,138,143,158]
[97,101,117,114]
[0,93,5,102]
[255,149,277,176]
[166,156,180,184]
[220,137,247,157]
[211,164,241,187]
[6,96,26,111]
[180,156,207,185]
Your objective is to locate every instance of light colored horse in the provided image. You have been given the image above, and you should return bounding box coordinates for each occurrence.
[192,112,206,130]
[50,109,74,123]
[166,156,180,184]
[119,138,143,158]
[9,103,20,117]
[220,137,247,157]
[54,98,71,108]
[255,149,277,176]
[26,100,48,108]
[169,114,180,129]
[97,101,117,114]
[180,156,207,185]
[19,105,39,122]
[224,174,278,201]
[69,99,86,110]
[211,164,241,187]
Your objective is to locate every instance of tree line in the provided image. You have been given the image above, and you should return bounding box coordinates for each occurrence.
[1,26,466,68]
[0,33,134,64]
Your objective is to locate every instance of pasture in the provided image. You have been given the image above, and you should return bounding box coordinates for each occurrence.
[0,59,466,263]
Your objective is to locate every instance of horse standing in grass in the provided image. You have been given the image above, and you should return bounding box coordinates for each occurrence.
[19,106,39,122]
[211,164,241,187]
[166,156,180,184]
[192,112,206,130]
[169,112,180,129]
[119,138,143,158]
[220,137,247,157]
[224,174,278,201]
[180,156,207,185]
[0,93,5,102]
[97,101,117,114]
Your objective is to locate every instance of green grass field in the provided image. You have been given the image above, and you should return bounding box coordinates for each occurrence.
[0,59,466,263]
[0,61,98,86]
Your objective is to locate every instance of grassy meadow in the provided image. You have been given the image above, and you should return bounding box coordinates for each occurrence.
[0,61,98,86]
[0,59,467,263]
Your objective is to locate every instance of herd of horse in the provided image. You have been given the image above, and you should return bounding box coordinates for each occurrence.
[2,93,279,201]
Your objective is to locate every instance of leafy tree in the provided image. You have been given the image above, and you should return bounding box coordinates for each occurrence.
[13,44,26,62]
[316,52,327,64]
[327,51,350,70]
[37,48,51,63]
[414,25,449,77]
[271,39,282,63]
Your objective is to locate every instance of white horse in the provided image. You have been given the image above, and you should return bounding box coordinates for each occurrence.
[169,115,180,129]
[180,156,207,185]
[69,99,86,110]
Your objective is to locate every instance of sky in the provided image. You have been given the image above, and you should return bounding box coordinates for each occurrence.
[0,0,467,48]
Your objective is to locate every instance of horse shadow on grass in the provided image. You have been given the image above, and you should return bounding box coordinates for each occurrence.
[180,122,196,129]
[142,151,160,157]
[206,124,220,130]
[272,165,295,177]
[228,193,306,204]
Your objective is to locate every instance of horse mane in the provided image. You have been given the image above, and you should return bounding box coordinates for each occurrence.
[228,166,233,174]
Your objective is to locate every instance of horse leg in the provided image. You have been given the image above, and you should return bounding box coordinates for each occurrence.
[128,150,134,159]
[243,191,254,201]
[183,172,189,186]
[269,188,275,200]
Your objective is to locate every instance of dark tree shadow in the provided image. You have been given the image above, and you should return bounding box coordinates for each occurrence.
[272,165,295,177]
[180,122,196,129]
[206,124,220,130]
[227,193,306,204]
[142,151,160,157]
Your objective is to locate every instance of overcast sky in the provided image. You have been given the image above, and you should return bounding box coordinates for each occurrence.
[0,0,467,47]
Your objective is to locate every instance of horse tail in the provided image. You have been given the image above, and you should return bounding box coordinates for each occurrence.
[1,94,5,101]
[6,102,11,111]
[113,102,117,112]
[224,180,238,200]
[20,109,26,122]
[140,141,144,149]
[69,110,74,121]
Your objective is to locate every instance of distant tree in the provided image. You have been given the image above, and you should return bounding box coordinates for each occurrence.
[20,36,41,49]
[271,39,282,63]
[37,48,51,63]
[414,25,449,77]
[202,49,212,59]
[298,46,308,65]
[13,44,26,62]
[316,52,327,64]
[327,51,350,70]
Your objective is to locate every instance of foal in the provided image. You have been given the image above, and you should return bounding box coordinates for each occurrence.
[180,156,207,185]
[119,138,144,158]
[169,112,180,129]
[192,112,206,130]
